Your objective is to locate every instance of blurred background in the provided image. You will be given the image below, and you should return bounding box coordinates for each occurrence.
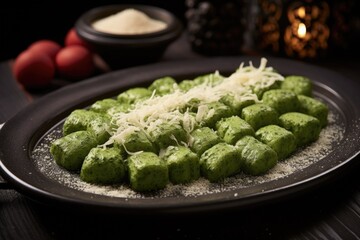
[1,0,360,62]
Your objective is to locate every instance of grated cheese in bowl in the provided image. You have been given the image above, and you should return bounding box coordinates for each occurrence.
[92,8,167,35]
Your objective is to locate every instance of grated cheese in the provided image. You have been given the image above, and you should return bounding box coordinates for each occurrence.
[107,58,284,149]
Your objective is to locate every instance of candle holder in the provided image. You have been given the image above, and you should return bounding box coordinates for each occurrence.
[283,0,330,59]
[257,0,331,60]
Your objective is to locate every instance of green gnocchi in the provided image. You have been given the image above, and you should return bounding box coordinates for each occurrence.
[50,58,328,192]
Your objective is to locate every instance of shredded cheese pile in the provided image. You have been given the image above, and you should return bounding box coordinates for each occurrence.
[92,8,167,35]
[106,58,284,149]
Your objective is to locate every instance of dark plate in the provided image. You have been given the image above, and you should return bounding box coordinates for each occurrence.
[1,56,359,215]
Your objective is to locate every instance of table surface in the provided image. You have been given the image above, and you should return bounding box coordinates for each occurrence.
[1,33,360,240]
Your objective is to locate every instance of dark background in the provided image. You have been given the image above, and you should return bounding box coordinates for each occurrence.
[0,1,187,61]
[2,1,360,62]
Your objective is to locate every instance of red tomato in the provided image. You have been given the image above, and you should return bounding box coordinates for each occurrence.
[65,28,90,48]
[13,50,55,88]
[55,45,95,80]
[28,39,61,61]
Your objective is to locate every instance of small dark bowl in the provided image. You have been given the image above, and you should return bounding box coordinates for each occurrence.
[75,4,183,70]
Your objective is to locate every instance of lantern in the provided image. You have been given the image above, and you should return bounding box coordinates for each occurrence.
[284,0,330,59]
[256,0,332,60]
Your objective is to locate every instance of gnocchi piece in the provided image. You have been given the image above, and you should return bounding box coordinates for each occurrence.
[80,147,126,184]
[241,103,279,130]
[127,152,168,192]
[50,131,98,171]
[200,143,242,182]
[215,116,255,145]
[255,125,296,160]
[236,136,278,175]
[162,146,200,184]
[279,112,321,147]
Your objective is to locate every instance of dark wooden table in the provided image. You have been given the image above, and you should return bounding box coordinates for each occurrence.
[1,34,360,240]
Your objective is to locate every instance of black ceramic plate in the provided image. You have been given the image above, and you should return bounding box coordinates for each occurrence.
[1,57,359,215]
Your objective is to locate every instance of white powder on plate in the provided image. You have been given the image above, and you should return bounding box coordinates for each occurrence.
[32,109,345,199]
[92,8,167,35]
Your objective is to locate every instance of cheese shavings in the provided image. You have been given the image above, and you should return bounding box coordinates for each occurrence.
[106,58,284,149]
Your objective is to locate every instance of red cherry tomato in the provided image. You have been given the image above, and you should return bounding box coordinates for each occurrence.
[65,28,90,48]
[13,50,55,88]
[55,45,95,80]
[28,39,61,61]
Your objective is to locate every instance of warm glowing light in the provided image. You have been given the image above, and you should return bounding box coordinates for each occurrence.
[297,7,306,18]
[298,23,306,38]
